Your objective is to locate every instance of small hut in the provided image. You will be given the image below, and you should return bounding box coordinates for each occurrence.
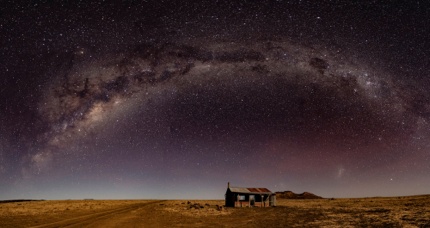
[225,182,276,207]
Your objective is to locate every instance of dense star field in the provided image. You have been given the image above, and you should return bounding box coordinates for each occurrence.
[1,1,429,199]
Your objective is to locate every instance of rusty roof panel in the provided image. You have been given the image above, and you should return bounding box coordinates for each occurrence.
[229,187,250,193]
[255,188,272,193]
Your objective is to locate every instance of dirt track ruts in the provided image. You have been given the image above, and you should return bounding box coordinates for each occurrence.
[29,200,166,228]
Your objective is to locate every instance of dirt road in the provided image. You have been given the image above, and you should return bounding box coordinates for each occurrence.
[29,200,166,228]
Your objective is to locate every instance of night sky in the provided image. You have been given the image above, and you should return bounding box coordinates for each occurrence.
[1,1,429,200]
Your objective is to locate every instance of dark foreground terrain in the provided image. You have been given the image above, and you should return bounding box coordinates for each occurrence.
[0,195,429,227]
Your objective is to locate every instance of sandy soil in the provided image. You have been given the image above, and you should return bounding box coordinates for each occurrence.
[0,195,429,227]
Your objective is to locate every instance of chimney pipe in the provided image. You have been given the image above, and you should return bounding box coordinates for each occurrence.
[228,182,230,188]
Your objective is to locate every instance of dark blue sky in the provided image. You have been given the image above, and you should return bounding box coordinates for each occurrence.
[1,1,429,199]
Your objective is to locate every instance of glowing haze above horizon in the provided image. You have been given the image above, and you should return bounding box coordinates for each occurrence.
[1,1,429,200]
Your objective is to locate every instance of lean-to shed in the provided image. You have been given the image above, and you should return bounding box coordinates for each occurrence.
[225,182,276,207]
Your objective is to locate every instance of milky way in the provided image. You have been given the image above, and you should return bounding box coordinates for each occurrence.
[1,1,429,199]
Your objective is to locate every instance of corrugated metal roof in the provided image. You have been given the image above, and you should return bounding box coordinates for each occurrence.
[229,187,273,194]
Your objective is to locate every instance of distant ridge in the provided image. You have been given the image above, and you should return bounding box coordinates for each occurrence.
[276,191,323,199]
[0,199,44,204]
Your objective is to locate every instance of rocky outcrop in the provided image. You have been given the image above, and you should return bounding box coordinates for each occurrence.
[276,191,323,199]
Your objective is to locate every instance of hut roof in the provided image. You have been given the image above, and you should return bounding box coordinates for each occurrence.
[229,187,273,194]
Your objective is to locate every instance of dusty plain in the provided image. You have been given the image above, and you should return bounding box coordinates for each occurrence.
[0,195,429,227]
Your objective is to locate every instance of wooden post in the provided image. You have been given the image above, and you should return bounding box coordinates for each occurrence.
[260,195,262,207]
[264,195,267,207]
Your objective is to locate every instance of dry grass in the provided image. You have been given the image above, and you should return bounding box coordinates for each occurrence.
[0,195,429,227]
[275,195,430,227]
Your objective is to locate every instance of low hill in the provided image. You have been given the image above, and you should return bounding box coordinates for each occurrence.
[0,199,44,204]
[276,191,323,199]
